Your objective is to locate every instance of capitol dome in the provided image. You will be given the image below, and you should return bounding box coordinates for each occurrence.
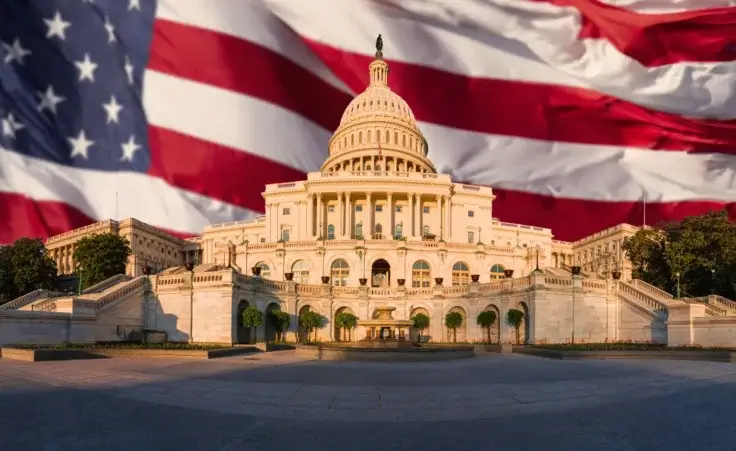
[321,36,436,174]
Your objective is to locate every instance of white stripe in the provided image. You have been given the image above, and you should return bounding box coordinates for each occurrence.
[141,73,736,203]
[143,70,331,173]
[155,0,353,95]
[0,147,259,234]
[598,0,736,13]
[263,0,736,119]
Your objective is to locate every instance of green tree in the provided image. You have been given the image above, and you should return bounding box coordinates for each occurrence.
[411,312,430,342]
[268,310,291,342]
[242,306,263,329]
[507,309,525,344]
[73,233,131,289]
[476,310,498,343]
[10,238,57,296]
[623,211,736,298]
[444,311,463,343]
[335,311,358,341]
[299,310,325,342]
[0,245,15,304]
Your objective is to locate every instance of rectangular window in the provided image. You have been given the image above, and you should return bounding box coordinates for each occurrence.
[282,208,291,215]
[375,205,383,212]
[328,206,335,212]
[423,207,430,214]
[468,210,474,217]
[356,205,363,212]
[395,206,402,213]
[467,231,474,244]
[282,230,290,242]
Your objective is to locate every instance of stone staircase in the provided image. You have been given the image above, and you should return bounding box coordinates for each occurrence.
[682,294,736,317]
[621,279,736,317]
[0,289,66,311]
[617,280,671,318]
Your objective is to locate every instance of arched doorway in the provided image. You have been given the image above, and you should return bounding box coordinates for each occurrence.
[371,259,390,287]
[482,304,501,343]
[518,302,531,344]
[297,305,312,342]
[334,306,356,342]
[236,299,252,344]
[446,306,467,342]
[265,303,281,342]
[409,307,430,342]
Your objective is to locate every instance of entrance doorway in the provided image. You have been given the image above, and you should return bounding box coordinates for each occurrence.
[371,259,391,287]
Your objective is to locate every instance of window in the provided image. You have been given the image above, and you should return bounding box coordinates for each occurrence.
[375,165,382,171]
[291,260,309,284]
[355,223,363,238]
[327,224,335,240]
[331,259,350,286]
[490,264,505,280]
[452,262,470,286]
[412,260,431,288]
[375,205,382,212]
[467,231,474,244]
[282,229,290,242]
[395,206,402,213]
[375,223,383,234]
[395,224,403,239]
[255,262,271,278]
[356,205,363,212]
[260,238,266,243]
[423,207,430,214]
[468,210,474,217]
[423,225,430,236]
[327,205,334,213]
[283,208,291,215]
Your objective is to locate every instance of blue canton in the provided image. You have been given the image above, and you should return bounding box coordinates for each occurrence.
[0,0,157,172]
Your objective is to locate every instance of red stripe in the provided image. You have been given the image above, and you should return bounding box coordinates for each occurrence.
[0,193,94,243]
[148,19,351,132]
[538,0,736,66]
[148,20,736,154]
[147,126,306,214]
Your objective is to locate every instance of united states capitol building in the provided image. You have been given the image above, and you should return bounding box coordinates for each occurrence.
[2,42,734,348]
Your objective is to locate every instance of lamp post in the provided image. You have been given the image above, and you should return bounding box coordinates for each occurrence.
[675,271,681,299]
[535,243,541,272]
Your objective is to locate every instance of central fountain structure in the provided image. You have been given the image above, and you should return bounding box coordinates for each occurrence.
[357,306,415,348]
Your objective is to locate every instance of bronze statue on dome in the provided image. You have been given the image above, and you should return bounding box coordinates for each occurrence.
[375,34,383,59]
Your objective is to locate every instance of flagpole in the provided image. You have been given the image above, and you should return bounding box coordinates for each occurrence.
[115,191,119,221]
[643,197,646,228]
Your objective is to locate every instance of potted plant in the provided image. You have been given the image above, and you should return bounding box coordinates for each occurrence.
[184,262,194,271]
[471,274,480,282]
[611,270,622,280]
[284,272,294,281]
[359,278,368,286]
[251,266,261,276]
[571,266,581,275]
[503,269,514,278]
[396,278,405,286]
[434,277,444,286]
[321,276,331,284]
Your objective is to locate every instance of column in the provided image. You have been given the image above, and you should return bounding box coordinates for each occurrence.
[445,195,452,240]
[409,193,415,238]
[316,194,323,238]
[436,195,443,239]
[366,192,373,238]
[387,192,393,238]
[338,192,344,237]
[414,194,421,237]
[346,192,353,238]
[307,194,314,238]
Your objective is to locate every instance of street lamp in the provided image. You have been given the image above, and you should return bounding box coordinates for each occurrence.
[534,243,541,272]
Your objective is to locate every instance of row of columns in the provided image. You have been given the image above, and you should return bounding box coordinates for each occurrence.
[49,245,76,275]
[328,156,428,174]
[307,192,452,240]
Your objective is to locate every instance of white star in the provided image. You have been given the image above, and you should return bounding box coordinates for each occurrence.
[37,85,66,114]
[1,113,24,139]
[121,135,141,162]
[3,38,31,65]
[44,11,72,40]
[68,130,94,159]
[128,0,141,11]
[74,53,98,82]
[102,95,123,124]
[103,16,116,44]
[124,55,134,84]
[82,0,95,3]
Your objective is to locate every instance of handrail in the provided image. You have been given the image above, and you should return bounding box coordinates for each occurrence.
[631,279,673,300]
[0,289,65,310]
[618,282,668,313]
[96,277,148,311]
[82,274,131,294]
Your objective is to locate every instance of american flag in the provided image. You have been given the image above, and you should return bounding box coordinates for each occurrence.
[1,0,735,244]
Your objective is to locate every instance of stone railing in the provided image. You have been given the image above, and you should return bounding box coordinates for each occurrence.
[333,286,359,296]
[545,277,573,288]
[406,287,433,296]
[701,295,736,313]
[233,272,252,287]
[82,274,131,294]
[97,277,148,311]
[31,297,65,312]
[244,239,517,255]
[479,282,504,293]
[618,282,668,313]
[297,284,322,295]
[0,289,65,310]
[582,280,607,290]
[631,279,674,300]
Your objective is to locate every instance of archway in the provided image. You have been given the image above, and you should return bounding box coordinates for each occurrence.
[371,259,391,287]
[265,303,281,342]
[297,305,312,342]
[518,302,531,344]
[334,306,356,342]
[409,307,430,342]
[482,304,501,343]
[446,306,467,342]
[236,299,252,344]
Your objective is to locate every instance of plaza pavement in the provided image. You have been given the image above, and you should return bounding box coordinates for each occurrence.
[1,351,736,450]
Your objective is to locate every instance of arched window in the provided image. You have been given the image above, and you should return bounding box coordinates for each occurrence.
[394,132,398,144]
[375,223,383,234]
[367,130,372,142]
[355,222,363,238]
[331,259,350,286]
[375,164,381,171]
[422,225,430,236]
[255,262,271,279]
[291,260,309,284]
[395,223,403,239]
[452,262,470,286]
[490,264,505,280]
[351,134,354,145]
[358,132,363,143]
[327,224,335,240]
[412,260,431,288]
[385,130,389,142]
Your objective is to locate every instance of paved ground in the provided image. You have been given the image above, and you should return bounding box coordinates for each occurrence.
[1,351,736,450]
